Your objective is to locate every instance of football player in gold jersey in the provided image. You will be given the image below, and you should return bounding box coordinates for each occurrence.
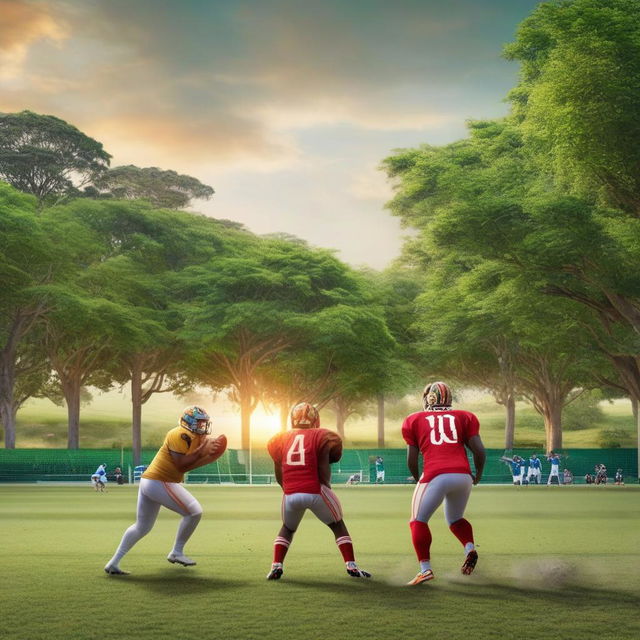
[104,406,226,575]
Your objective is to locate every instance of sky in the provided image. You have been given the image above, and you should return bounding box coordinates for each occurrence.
[0,0,541,269]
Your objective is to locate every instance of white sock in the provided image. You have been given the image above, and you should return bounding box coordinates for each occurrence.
[420,560,432,573]
[464,542,475,554]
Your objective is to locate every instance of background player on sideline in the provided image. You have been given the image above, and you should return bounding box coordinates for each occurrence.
[104,406,226,575]
[402,381,486,586]
[527,454,542,484]
[266,402,371,581]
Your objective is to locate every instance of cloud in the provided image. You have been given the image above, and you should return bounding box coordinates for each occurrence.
[0,0,68,79]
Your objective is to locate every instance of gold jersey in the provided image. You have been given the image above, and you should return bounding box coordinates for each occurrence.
[142,426,205,483]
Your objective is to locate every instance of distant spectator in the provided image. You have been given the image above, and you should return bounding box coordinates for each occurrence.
[114,467,124,485]
[563,469,573,485]
[584,473,594,485]
[346,473,361,485]
[615,469,624,485]
[595,464,608,485]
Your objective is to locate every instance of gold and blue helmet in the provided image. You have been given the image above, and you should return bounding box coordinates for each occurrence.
[179,406,211,435]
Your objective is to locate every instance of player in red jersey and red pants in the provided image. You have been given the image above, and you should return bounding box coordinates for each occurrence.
[266,402,371,580]
[402,381,486,585]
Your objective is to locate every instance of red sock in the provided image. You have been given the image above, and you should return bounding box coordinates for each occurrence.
[273,536,290,563]
[409,520,432,561]
[449,518,474,547]
[335,535,355,562]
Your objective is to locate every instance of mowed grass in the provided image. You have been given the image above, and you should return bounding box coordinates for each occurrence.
[2,485,639,640]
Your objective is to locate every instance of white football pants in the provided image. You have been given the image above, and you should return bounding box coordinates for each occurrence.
[411,473,473,524]
[107,478,203,567]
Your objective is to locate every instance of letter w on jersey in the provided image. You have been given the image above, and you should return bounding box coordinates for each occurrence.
[427,414,458,445]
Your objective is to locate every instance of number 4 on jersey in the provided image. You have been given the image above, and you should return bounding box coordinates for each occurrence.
[286,433,306,465]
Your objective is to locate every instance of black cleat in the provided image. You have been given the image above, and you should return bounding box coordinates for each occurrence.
[461,550,478,575]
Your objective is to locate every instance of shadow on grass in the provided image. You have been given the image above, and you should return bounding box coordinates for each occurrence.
[281,575,640,609]
[112,571,237,594]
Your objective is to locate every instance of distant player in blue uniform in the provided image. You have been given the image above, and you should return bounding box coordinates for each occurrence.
[527,454,542,484]
[501,455,524,485]
[91,464,107,492]
[546,453,562,485]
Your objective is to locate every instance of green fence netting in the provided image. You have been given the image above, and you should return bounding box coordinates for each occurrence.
[0,447,636,484]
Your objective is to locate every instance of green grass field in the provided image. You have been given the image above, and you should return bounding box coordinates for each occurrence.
[2,485,639,640]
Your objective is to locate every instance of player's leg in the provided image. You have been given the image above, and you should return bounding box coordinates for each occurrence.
[311,486,370,578]
[442,474,477,575]
[267,494,306,579]
[146,481,203,566]
[104,480,161,574]
[407,478,447,584]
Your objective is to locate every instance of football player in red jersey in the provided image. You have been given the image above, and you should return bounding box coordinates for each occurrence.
[402,382,486,585]
[266,402,371,580]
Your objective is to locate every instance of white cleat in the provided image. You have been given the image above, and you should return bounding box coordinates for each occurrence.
[167,552,196,566]
[104,564,129,575]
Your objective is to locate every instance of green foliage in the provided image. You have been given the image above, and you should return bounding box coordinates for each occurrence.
[505,0,640,212]
[0,111,111,204]
[597,428,630,448]
[88,165,214,209]
[563,390,606,431]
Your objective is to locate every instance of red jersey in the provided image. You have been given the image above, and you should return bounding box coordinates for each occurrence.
[401,409,480,483]
[267,427,342,495]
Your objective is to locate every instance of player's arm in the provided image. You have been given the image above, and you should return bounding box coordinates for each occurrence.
[273,460,283,487]
[406,445,420,483]
[466,435,486,485]
[170,435,227,473]
[318,444,332,488]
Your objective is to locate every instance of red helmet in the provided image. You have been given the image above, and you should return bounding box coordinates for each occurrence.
[290,402,320,429]
[422,381,452,410]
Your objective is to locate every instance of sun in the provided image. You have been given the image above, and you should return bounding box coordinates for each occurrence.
[250,408,282,443]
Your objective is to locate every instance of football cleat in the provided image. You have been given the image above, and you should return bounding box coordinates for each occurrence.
[266,562,284,580]
[461,550,478,575]
[407,570,434,586]
[104,564,129,575]
[346,562,371,578]
[167,552,196,566]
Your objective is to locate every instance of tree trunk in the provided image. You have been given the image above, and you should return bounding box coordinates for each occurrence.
[0,351,17,448]
[539,401,563,454]
[279,400,289,432]
[335,399,347,439]
[504,393,516,450]
[65,379,81,449]
[131,365,143,465]
[377,393,385,448]
[240,395,252,451]
[631,396,638,426]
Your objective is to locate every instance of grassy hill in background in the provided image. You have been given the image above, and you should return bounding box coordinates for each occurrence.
[5,388,637,450]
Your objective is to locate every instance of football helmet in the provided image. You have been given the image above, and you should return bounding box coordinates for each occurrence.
[290,402,320,429]
[422,381,452,410]
[179,406,211,435]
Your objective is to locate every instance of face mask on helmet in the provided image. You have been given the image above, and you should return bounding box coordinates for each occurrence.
[179,406,211,435]
[290,402,320,429]
[422,382,452,411]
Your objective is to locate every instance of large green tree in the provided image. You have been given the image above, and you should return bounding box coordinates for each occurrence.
[88,165,214,209]
[0,111,111,205]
